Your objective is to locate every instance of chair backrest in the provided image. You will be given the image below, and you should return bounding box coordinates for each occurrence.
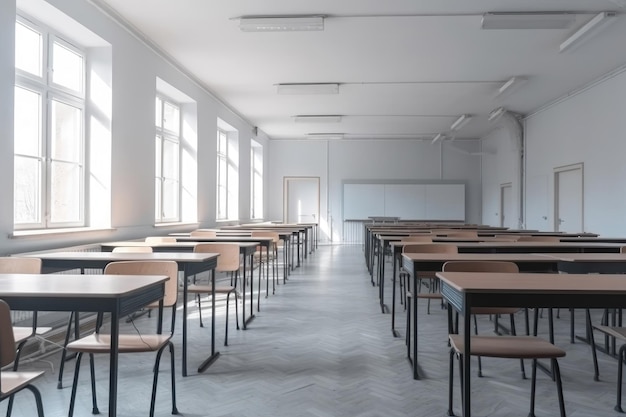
[401,236,433,243]
[402,243,458,254]
[0,300,16,367]
[194,243,240,273]
[516,236,561,242]
[621,246,626,254]
[112,246,153,253]
[494,234,521,241]
[104,261,178,307]
[442,260,519,273]
[0,257,41,274]
[145,236,177,244]
[251,230,280,243]
[190,230,217,238]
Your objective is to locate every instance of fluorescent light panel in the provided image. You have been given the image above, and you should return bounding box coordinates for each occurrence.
[450,114,472,131]
[239,16,324,32]
[498,76,527,95]
[488,107,506,122]
[294,115,342,123]
[277,83,339,95]
[431,133,447,144]
[306,133,343,140]
[560,12,615,52]
[481,12,576,30]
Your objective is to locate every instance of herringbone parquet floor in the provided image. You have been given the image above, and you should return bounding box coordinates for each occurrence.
[2,244,625,416]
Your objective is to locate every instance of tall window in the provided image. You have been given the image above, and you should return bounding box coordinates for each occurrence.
[216,124,239,221]
[216,129,229,220]
[155,96,181,223]
[250,141,263,219]
[14,17,85,229]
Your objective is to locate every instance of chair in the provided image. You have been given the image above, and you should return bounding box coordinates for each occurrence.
[188,243,240,346]
[0,300,45,417]
[448,322,566,417]
[66,261,179,417]
[446,231,478,238]
[0,257,51,417]
[442,261,526,378]
[251,231,281,296]
[145,236,177,244]
[189,230,217,238]
[112,246,153,253]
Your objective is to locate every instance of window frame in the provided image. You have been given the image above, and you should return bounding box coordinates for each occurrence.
[250,142,263,220]
[155,94,182,223]
[14,15,87,230]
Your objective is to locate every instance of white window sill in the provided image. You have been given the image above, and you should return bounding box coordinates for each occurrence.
[154,222,200,229]
[11,227,116,239]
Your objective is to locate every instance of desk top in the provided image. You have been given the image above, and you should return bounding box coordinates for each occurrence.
[539,253,626,262]
[436,271,626,294]
[402,253,557,263]
[25,251,218,263]
[0,273,167,298]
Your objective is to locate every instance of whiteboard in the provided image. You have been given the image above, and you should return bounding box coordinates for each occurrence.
[343,183,465,221]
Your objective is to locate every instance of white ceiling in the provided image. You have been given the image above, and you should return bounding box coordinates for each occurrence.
[95,0,626,141]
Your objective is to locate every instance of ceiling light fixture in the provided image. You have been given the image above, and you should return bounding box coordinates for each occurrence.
[497,76,527,96]
[450,114,472,131]
[432,133,447,144]
[294,115,342,123]
[306,133,344,140]
[488,107,506,122]
[238,15,324,32]
[481,12,576,30]
[559,12,616,52]
[277,83,340,95]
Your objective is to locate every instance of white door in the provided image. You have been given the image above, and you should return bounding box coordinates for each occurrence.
[554,164,583,232]
[500,183,514,228]
[283,177,320,224]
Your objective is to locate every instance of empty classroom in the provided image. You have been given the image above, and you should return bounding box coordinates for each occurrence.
[2,1,626,416]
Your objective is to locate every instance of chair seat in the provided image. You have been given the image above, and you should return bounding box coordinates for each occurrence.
[449,335,566,359]
[0,371,45,398]
[187,284,235,294]
[593,324,626,341]
[66,333,172,353]
[13,326,53,344]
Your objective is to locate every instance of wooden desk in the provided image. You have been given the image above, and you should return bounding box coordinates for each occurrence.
[0,273,166,417]
[436,271,626,417]
[540,252,626,274]
[24,251,219,377]
[101,241,260,329]
[400,253,558,379]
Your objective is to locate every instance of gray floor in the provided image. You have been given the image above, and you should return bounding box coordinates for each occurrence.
[3,244,625,416]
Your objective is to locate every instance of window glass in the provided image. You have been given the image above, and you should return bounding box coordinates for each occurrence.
[15,20,42,77]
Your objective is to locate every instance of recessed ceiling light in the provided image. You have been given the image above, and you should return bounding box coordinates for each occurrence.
[306,133,344,140]
[450,114,472,131]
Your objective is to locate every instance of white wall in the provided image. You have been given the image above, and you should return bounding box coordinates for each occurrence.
[0,0,264,254]
[269,139,482,242]
[523,69,626,236]
[481,66,626,237]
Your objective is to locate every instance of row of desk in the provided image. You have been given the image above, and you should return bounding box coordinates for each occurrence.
[4,222,318,417]
[363,224,626,417]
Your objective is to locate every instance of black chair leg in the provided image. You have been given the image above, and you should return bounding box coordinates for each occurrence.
[24,385,45,417]
[552,358,566,417]
[170,343,179,414]
[197,295,204,328]
[68,352,83,417]
[89,353,99,414]
[587,309,600,381]
[150,347,166,417]
[529,358,537,417]
[448,349,455,416]
[225,293,230,346]
[616,345,626,413]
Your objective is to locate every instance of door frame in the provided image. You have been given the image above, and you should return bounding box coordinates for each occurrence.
[499,182,513,228]
[283,176,320,224]
[553,162,584,232]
